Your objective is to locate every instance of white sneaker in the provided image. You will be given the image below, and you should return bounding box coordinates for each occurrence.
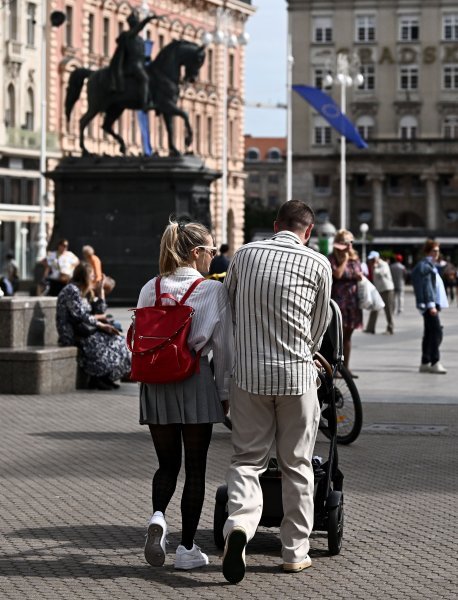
[144,511,167,567]
[174,543,209,570]
[419,363,431,373]
[429,362,447,374]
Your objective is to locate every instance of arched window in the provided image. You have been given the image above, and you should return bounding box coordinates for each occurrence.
[399,115,417,139]
[267,147,282,161]
[25,88,34,130]
[246,147,260,161]
[356,115,374,140]
[443,115,458,139]
[6,84,15,127]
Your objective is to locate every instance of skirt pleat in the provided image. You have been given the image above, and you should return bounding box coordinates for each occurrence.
[139,357,225,425]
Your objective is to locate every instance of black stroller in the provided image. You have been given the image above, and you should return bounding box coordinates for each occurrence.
[213,299,345,555]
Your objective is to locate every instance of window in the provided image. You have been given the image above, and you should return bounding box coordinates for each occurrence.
[443,115,458,138]
[443,14,458,41]
[25,89,34,130]
[356,115,374,139]
[314,174,331,195]
[268,174,279,184]
[26,3,36,46]
[246,147,260,160]
[358,64,375,90]
[9,0,18,40]
[411,175,424,196]
[65,6,73,47]
[207,116,213,155]
[103,18,110,56]
[268,195,279,208]
[228,54,235,88]
[354,174,371,196]
[399,16,419,41]
[399,115,417,139]
[267,148,282,161]
[27,179,38,204]
[314,117,332,145]
[313,17,332,43]
[388,175,402,194]
[249,173,260,184]
[443,65,458,90]
[399,65,418,90]
[207,48,213,82]
[355,15,375,42]
[314,68,325,89]
[5,85,15,127]
[88,14,95,53]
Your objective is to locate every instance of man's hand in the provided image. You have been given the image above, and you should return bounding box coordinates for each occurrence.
[428,307,438,316]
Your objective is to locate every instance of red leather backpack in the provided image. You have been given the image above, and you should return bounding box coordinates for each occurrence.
[127,277,204,384]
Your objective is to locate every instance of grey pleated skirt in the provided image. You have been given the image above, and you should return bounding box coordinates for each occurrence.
[139,357,225,425]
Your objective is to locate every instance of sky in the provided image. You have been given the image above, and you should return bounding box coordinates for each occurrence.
[244,1,287,137]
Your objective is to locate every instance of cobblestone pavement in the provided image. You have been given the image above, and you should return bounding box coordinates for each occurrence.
[1,290,457,599]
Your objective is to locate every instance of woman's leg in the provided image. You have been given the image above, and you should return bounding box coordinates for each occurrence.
[180,423,213,549]
[148,424,182,514]
[343,326,354,370]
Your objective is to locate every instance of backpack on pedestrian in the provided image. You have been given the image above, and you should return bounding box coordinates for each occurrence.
[127,276,204,384]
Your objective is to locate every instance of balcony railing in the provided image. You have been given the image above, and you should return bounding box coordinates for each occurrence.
[5,128,59,152]
[345,138,458,156]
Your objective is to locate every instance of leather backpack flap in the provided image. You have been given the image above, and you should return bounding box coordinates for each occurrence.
[131,304,194,353]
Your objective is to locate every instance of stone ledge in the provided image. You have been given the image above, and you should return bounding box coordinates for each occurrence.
[0,346,78,394]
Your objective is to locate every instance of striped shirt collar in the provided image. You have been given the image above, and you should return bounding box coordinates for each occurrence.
[270,230,304,245]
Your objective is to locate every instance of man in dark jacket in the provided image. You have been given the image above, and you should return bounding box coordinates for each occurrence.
[410,239,448,374]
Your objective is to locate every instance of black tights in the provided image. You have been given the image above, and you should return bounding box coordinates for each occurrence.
[148,423,213,550]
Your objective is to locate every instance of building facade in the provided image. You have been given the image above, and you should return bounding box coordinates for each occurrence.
[244,135,287,209]
[1,0,253,277]
[288,0,458,255]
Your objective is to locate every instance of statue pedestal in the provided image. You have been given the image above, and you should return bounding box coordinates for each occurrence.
[47,155,220,304]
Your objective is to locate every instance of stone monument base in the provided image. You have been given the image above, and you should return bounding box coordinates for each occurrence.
[47,155,219,304]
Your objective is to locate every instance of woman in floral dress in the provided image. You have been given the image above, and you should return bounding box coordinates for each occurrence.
[328,229,363,376]
[56,263,131,389]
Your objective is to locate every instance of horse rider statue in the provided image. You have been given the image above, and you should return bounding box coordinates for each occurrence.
[109,9,158,112]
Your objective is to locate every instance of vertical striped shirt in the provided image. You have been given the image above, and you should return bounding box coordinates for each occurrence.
[225,231,332,396]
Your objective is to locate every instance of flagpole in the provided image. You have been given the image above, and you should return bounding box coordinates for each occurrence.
[340,80,346,230]
[286,32,293,202]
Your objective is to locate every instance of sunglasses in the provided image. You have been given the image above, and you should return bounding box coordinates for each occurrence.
[196,246,217,258]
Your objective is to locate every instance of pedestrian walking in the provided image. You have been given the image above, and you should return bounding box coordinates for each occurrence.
[0,252,19,296]
[221,200,331,584]
[364,251,395,335]
[328,229,364,376]
[390,254,407,314]
[208,244,230,280]
[441,259,457,304]
[137,219,233,571]
[411,239,449,374]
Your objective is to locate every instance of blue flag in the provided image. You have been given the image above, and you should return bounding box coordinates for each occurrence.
[293,84,368,149]
[137,40,154,157]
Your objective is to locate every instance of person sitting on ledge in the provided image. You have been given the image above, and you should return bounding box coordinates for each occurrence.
[56,262,131,390]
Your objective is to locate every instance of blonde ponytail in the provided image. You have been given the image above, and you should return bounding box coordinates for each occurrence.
[159,218,211,276]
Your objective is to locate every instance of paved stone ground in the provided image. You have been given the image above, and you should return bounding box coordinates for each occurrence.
[1,290,457,599]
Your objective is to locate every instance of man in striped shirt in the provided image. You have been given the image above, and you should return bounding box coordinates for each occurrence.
[222,201,332,584]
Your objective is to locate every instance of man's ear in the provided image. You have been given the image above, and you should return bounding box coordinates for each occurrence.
[304,223,314,243]
[273,220,279,234]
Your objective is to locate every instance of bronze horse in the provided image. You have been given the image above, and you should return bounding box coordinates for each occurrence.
[65,40,206,156]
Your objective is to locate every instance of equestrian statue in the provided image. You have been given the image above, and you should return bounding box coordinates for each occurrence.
[65,9,206,157]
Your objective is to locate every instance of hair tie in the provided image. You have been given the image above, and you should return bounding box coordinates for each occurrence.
[178,222,186,233]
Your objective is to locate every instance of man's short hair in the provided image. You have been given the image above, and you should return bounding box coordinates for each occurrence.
[423,239,439,254]
[219,244,229,254]
[276,200,315,231]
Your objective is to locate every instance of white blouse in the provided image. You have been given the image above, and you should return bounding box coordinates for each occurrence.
[137,267,233,401]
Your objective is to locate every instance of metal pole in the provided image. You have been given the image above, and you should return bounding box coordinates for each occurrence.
[286,32,293,202]
[221,28,228,245]
[37,0,48,260]
[340,81,346,230]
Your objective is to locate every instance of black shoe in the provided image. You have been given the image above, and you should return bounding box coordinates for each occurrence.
[88,376,113,391]
[100,375,120,389]
[222,527,247,584]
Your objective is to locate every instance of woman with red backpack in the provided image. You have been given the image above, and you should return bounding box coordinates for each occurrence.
[136,219,233,571]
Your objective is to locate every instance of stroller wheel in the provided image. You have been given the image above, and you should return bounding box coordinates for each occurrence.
[213,485,228,550]
[327,500,344,555]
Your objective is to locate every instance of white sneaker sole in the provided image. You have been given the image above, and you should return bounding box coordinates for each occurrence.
[144,523,166,567]
[174,557,209,570]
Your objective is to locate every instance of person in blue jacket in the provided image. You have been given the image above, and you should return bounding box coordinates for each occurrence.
[410,239,449,374]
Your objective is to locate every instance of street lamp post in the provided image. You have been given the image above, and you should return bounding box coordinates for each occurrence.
[324,53,363,231]
[360,222,369,264]
[202,9,249,245]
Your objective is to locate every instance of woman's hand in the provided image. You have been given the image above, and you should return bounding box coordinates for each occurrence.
[94,313,108,321]
[98,322,120,336]
[222,400,229,416]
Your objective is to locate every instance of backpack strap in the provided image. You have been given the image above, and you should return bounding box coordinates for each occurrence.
[180,277,205,305]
